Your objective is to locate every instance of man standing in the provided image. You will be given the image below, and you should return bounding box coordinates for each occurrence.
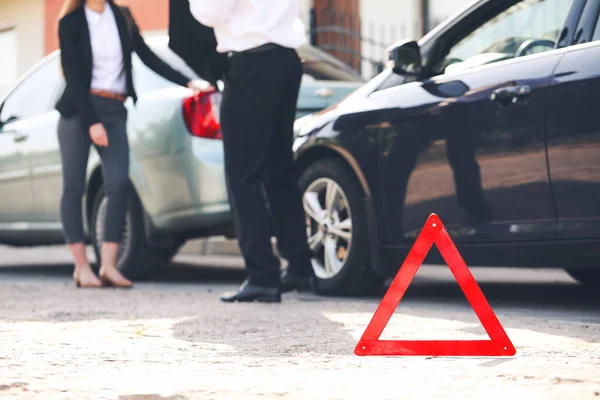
[189,0,316,303]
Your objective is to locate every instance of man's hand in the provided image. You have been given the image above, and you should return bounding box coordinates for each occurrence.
[89,123,109,147]
[187,80,215,94]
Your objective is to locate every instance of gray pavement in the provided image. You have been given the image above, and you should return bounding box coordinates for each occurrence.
[0,243,599,399]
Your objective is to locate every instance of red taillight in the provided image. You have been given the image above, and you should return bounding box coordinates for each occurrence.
[182,90,222,139]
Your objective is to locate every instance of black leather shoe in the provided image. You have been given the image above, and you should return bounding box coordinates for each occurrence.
[281,269,316,293]
[220,281,281,303]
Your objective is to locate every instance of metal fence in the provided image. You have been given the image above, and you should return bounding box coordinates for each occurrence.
[307,8,409,79]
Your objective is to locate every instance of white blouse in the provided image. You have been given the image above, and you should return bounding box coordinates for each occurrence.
[85,3,127,94]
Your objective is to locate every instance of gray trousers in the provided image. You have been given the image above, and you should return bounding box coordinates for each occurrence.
[57,95,130,244]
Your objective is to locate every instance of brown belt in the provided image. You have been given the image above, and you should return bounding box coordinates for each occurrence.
[90,89,126,102]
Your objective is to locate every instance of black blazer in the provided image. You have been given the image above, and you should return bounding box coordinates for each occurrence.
[168,0,227,88]
[55,2,191,129]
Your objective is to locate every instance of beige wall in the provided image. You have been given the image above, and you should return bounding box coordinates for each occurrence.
[0,0,44,95]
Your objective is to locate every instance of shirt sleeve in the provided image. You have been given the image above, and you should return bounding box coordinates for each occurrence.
[189,0,236,27]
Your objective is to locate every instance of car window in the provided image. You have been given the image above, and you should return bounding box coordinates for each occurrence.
[593,14,600,42]
[0,29,18,97]
[432,0,574,76]
[0,55,61,123]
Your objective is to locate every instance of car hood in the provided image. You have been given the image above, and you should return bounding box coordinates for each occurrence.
[294,69,394,138]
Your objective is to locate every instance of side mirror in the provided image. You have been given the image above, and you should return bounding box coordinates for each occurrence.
[387,40,423,77]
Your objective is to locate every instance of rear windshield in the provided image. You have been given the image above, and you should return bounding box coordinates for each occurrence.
[132,38,364,93]
[132,40,200,93]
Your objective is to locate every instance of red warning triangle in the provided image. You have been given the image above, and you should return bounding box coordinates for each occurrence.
[355,213,516,357]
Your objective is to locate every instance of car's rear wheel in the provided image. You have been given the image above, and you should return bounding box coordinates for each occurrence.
[566,269,600,287]
[299,158,383,296]
[90,184,180,279]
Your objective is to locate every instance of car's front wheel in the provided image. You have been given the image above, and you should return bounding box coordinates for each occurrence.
[90,184,180,279]
[299,158,383,296]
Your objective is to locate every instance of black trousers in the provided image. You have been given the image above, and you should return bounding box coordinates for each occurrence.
[220,45,314,288]
[57,95,130,244]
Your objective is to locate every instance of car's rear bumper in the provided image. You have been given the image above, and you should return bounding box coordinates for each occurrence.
[133,136,231,234]
[151,204,231,234]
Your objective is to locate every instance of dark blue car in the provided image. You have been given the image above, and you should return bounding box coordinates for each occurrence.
[293,0,600,295]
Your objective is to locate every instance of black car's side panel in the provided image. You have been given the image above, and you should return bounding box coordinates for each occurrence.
[377,52,563,245]
[546,42,600,239]
[383,238,600,275]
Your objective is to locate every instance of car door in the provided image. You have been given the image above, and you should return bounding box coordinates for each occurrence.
[0,78,38,226]
[379,0,577,243]
[0,55,64,228]
[0,118,34,226]
[546,1,600,239]
[25,55,70,225]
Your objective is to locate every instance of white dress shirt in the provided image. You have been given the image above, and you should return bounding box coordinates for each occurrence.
[189,0,306,53]
[85,3,127,94]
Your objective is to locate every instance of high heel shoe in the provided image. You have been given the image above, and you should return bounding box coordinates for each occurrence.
[73,267,103,288]
[99,267,134,288]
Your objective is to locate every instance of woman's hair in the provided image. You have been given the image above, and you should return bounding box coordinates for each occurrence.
[58,0,120,20]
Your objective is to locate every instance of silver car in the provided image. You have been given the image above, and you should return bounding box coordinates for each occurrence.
[0,35,364,278]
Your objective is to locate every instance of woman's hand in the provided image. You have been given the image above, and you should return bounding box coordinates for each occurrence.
[187,80,215,94]
[89,123,109,147]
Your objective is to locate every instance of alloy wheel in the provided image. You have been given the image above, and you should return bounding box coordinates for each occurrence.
[303,178,353,279]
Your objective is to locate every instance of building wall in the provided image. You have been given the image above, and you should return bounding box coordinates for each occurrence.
[1,0,443,92]
[0,0,44,94]
[44,0,170,54]
[311,0,361,70]
[300,0,423,78]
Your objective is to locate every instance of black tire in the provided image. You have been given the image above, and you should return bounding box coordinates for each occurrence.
[90,184,178,280]
[298,158,383,296]
[566,269,600,287]
[162,239,186,261]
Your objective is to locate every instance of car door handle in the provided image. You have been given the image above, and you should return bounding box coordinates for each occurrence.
[13,132,29,143]
[491,85,532,103]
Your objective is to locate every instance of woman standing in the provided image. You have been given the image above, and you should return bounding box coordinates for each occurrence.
[55,0,203,288]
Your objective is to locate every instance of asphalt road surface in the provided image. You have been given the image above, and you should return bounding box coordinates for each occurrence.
[0,244,598,399]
